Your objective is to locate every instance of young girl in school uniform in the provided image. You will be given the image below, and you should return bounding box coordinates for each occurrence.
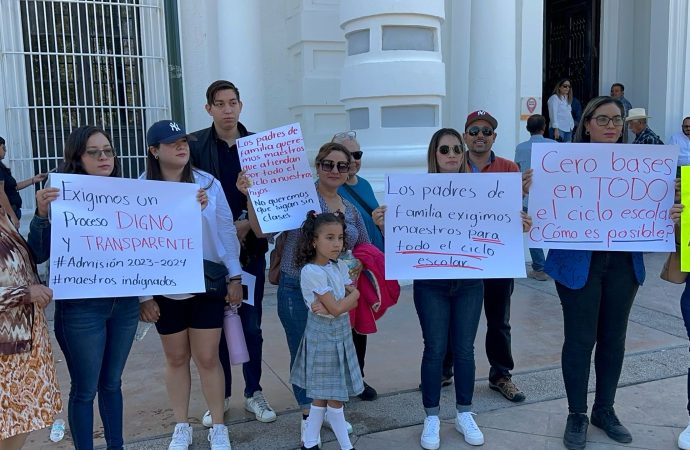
[290,211,363,450]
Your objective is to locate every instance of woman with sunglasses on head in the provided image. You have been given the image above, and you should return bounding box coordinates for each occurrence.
[548,78,575,142]
[138,120,240,450]
[28,126,139,450]
[544,97,641,450]
[238,142,369,447]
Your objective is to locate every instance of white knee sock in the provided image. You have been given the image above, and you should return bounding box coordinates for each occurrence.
[326,405,353,450]
[304,405,326,447]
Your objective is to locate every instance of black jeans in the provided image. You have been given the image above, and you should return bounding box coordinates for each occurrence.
[680,278,690,415]
[219,255,266,398]
[483,278,515,383]
[556,252,639,414]
[352,330,368,378]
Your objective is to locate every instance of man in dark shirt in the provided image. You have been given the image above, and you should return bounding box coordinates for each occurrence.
[626,108,664,145]
[463,110,526,403]
[189,80,276,425]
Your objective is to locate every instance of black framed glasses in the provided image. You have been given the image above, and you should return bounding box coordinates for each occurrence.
[438,145,462,155]
[84,148,115,159]
[466,126,493,137]
[593,115,624,127]
[332,130,356,142]
[318,159,350,173]
[351,151,363,160]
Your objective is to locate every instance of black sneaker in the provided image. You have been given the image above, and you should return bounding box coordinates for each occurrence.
[358,382,378,401]
[563,413,588,449]
[441,373,454,387]
[590,407,632,444]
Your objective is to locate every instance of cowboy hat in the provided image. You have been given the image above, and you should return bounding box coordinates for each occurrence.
[625,107,651,122]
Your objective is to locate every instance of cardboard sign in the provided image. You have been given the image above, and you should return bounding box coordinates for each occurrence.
[528,143,677,251]
[237,123,321,232]
[384,173,526,280]
[49,174,204,299]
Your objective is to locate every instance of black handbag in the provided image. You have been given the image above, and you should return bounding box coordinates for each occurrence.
[203,259,229,298]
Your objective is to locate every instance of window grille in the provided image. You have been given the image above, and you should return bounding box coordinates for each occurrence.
[0,0,171,211]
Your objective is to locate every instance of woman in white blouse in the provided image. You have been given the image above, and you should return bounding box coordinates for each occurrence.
[547,78,575,142]
[138,120,241,450]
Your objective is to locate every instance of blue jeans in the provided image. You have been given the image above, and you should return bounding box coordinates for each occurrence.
[54,297,139,450]
[529,248,545,272]
[414,279,484,416]
[682,279,690,415]
[277,272,312,409]
[219,255,266,398]
[549,128,572,142]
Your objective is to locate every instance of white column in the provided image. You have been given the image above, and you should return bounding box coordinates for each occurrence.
[518,0,545,144]
[339,0,446,194]
[467,0,519,158]
[216,0,266,130]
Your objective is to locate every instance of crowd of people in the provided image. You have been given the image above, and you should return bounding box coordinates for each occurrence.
[0,79,689,450]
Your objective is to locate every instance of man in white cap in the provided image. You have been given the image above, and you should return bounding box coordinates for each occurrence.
[626,108,664,145]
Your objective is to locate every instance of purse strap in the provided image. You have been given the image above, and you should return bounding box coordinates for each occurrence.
[343,183,375,216]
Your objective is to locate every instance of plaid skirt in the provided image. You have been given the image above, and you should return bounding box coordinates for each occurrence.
[290,312,364,401]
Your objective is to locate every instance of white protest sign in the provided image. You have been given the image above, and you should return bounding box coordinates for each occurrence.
[385,173,526,280]
[49,174,204,299]
[528,143,678,251]
[237,123,321,233]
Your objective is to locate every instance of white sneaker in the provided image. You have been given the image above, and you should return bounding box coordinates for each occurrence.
[679,420,690,450]
[455,412,484,446]
[244,391,277,423]
[168,423,193,450]
[301,418,321,448]
[208,424,232,450]
[202,397,232,428]
[322,413,354,434]
[421,415,440,450]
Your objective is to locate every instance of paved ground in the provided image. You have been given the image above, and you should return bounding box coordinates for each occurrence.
[24,252,690,450]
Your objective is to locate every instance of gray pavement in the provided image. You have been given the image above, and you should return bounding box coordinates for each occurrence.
[24,252,690,450]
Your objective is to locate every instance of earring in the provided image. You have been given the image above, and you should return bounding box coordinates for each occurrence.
[585,130,590,135]
[154,153,159,160]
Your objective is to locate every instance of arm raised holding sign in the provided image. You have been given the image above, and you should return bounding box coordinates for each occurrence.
[236,171,269,238]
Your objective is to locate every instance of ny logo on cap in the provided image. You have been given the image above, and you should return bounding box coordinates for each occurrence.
[169,122,181,132]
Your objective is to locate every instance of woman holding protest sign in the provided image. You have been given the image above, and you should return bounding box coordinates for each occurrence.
[29,125,139,450]
[239,141,369,446]
[544,96,643,450]
[137,120,241,450]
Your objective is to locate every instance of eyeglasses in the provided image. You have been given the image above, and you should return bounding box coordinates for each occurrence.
[466,126,494,137]
[332,131,356,142]
[438,145,463,155]
[84,148,115,159]
[318,159,350,173]
[561,84,571,88]
[350,151,363,160]
[592,115,624,127]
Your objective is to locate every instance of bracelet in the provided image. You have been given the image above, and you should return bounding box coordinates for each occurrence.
[227,279,242,285]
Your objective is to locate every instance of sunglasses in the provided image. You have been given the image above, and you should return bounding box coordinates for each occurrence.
[466,126,494,137]
[350,151,363,160]
[561,84,571,88]
[318,159,350,173]
[438,145,463,155]
[332,130,356,142]
[84,148,115,159]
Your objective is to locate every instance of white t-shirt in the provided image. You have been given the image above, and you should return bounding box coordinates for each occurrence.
[300,260,353,318]
[669,132,690,166]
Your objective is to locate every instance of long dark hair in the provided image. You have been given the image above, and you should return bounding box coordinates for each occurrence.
[573,96,625,143]
[426,128,466,174]
[62,125,121,176]
[145,142,194,183]
[295,210,347,267]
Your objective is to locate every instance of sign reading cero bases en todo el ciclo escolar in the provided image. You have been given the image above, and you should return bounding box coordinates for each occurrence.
[384,172,526,280]
[48,173,204,300]
[237,123,321,233]
[528,143,677,252]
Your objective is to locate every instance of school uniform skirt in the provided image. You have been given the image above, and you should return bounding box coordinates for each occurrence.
[290,312,364,401]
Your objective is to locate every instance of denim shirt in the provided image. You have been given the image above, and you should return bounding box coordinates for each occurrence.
[544,249,646,290]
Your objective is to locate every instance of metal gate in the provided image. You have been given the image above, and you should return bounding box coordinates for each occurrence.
[0,0,171,210]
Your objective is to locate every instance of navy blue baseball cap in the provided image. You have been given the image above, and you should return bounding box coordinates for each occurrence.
[146,120,196,146]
